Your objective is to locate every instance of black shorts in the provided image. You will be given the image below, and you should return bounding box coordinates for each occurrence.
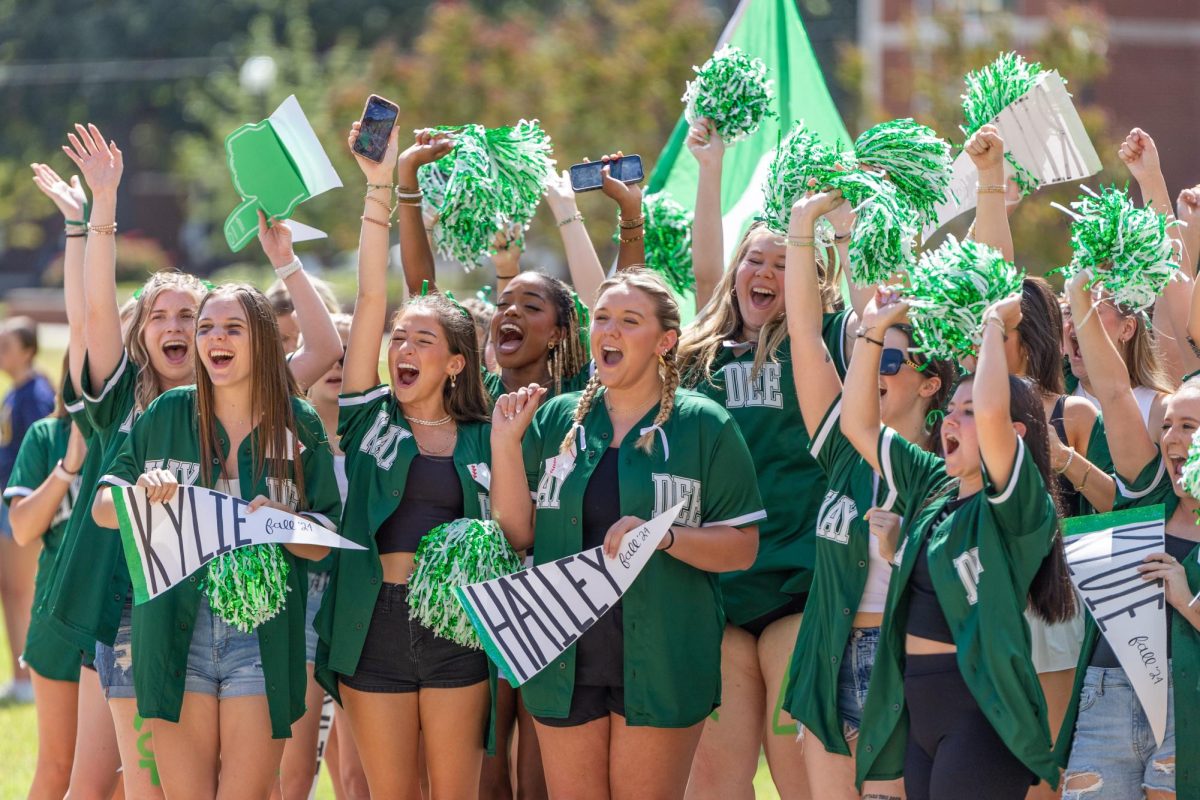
[533,604,625,728]
[737,592,808,638]
[340,583,488,693]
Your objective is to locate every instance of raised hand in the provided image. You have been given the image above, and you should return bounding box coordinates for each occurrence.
[347,121,399,185]
[256,211,295,269]
[790,188,845,227]
[965,124,1005,174]
[983,293,1023,330]
[862,286,910,332]
[685,118,725,171]
[1177,185,1200,227]
[1118,128,1161,184]
[544,169,579,220]
[592,152,643,219]
[398,128,454,184]
[30,162,87,220]
[491,384,547,443]
[62,123,123,198]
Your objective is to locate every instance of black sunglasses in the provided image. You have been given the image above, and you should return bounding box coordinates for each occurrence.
[879,347,923,376]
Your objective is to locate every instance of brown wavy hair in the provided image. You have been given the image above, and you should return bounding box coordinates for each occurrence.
[393,294,490,424]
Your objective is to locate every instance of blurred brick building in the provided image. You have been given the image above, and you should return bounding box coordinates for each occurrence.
[851,0,1200,193]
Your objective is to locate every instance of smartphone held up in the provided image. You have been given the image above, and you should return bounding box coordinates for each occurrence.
[569,154,644,193]
[352,94,400,163]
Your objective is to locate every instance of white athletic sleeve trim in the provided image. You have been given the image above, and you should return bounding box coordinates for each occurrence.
[704,509,768,528]
[65,399,85,414]
[98,474,132,488]
[1115,458,1166,500]
[302,511,336,530]
[338,385,391,407]
[837,313,849,373]
[809,397,842,459]
[986,437,1025,505]
[872,472,899,513]
[3,487,33,500]
[878,427,898,498]
[83,350,129,405]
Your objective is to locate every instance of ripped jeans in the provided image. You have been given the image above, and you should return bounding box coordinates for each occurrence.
[1063,666,1175,799]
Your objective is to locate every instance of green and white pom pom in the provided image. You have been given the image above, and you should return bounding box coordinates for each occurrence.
[906,235,1025,362]
[418,161,450,221]
[203,545,291,634]
[419,120,555,269]
[853,119,953,227]
[823,169,919,285]
[961,52,1047,196]
[1180,428,1200,504]
[1054,185,1180,313]
[622,192,694,294]
[760,121,848,234]
[408,518,523,649]
[683,45,776,145]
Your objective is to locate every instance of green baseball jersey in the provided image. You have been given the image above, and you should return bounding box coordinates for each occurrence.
[686,311,849,624]
[1053,458,1200,795]
[3,415,83,681]
[46,351,138,652]
[312,384,499,750]
[855,429,1060,788]
[482,362,592,405]
[785,395,900,754]
[98,386,341,739]
[519,387,766,727]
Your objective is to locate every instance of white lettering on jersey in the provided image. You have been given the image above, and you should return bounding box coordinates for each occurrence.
[52,477,81,527]
[478,492,492,521]
[359,410,411,470]
[816,491,858,545]
[142,459,201,486]
[652,474,703,527]
[536,461,564,510]
[266,477,299,509]
[723,362,783,409]
[953,547,984,605]
[119,408,138,434]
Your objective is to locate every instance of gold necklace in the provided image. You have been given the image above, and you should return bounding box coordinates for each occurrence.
[406,413,453,426]
[415,426,457,456]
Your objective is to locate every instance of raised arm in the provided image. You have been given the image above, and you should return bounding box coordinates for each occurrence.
[965,125,1014,263]
[593,153,644,271]
[489,385,544,550]
[544,170,605,308]
[785,189,847,437]
[975,296,1022,488]
[840,289,910,472]
[1177,187,1200,280]
[687,119,725,310]
[62,123,124,387]
[343,123,400,395]
[1066,271,1159,478]
[31,162,88,392]
[255,213,341,391]
[490,231,524,298]
[396,129,453,296]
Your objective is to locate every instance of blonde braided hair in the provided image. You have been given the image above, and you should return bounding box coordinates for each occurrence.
[558,269,682,457]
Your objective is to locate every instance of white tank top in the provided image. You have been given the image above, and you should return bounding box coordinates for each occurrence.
[333,454,348,505]
[857,473,893,615]
[1073,383,1156,429]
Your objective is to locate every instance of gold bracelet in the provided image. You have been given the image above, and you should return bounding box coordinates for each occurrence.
[367,182,396,191]
[557,212,584,228]
[977,184,1006,194]
[618,232,644,244]
[365,194,395,217]
[786,236,816,248]
[88,222,117,235]
[618,214,645,230]
[360,214,392,229]
[1076,461,1093,491]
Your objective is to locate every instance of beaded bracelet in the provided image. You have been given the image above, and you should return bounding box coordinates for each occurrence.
[361,214,392,229]
[618,214,645,230]
[88,222,117,235]
[557,212,584,228]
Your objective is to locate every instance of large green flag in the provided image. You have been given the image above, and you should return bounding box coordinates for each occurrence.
[648,0,849,311]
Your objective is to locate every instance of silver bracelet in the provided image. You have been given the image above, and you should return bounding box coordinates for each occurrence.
[274,256,302,281]
[1055,447,1076,475]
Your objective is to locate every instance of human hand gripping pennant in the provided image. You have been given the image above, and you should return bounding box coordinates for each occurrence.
[454,502,684,686]
[223,95,343,252]
[109,484,364,631]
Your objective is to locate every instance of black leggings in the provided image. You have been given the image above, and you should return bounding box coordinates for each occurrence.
[903,653,1034,800]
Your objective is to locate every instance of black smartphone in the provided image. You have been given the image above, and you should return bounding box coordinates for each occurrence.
[569,154,644,192]
[352,94,400,163]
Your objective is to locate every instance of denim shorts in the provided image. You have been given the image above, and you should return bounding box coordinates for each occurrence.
[340,583,488,693]
[183,597,267,698]
[836,626,880,739]
[95,601,136,700]
[1063,665,1175,799]
[0,501,11,538]
[305,571,330,664]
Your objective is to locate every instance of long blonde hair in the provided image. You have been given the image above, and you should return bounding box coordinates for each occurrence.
[677,222,840,386]
[560,270,682,456]
[194,284,306,508]
[1106,300,1176,394]
[126,270,207,413]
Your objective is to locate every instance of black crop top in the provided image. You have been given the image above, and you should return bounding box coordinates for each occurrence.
[375,455,464,555]
[575,448,625,686]
[906,496,969,645]
[1090,533,1197,668]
